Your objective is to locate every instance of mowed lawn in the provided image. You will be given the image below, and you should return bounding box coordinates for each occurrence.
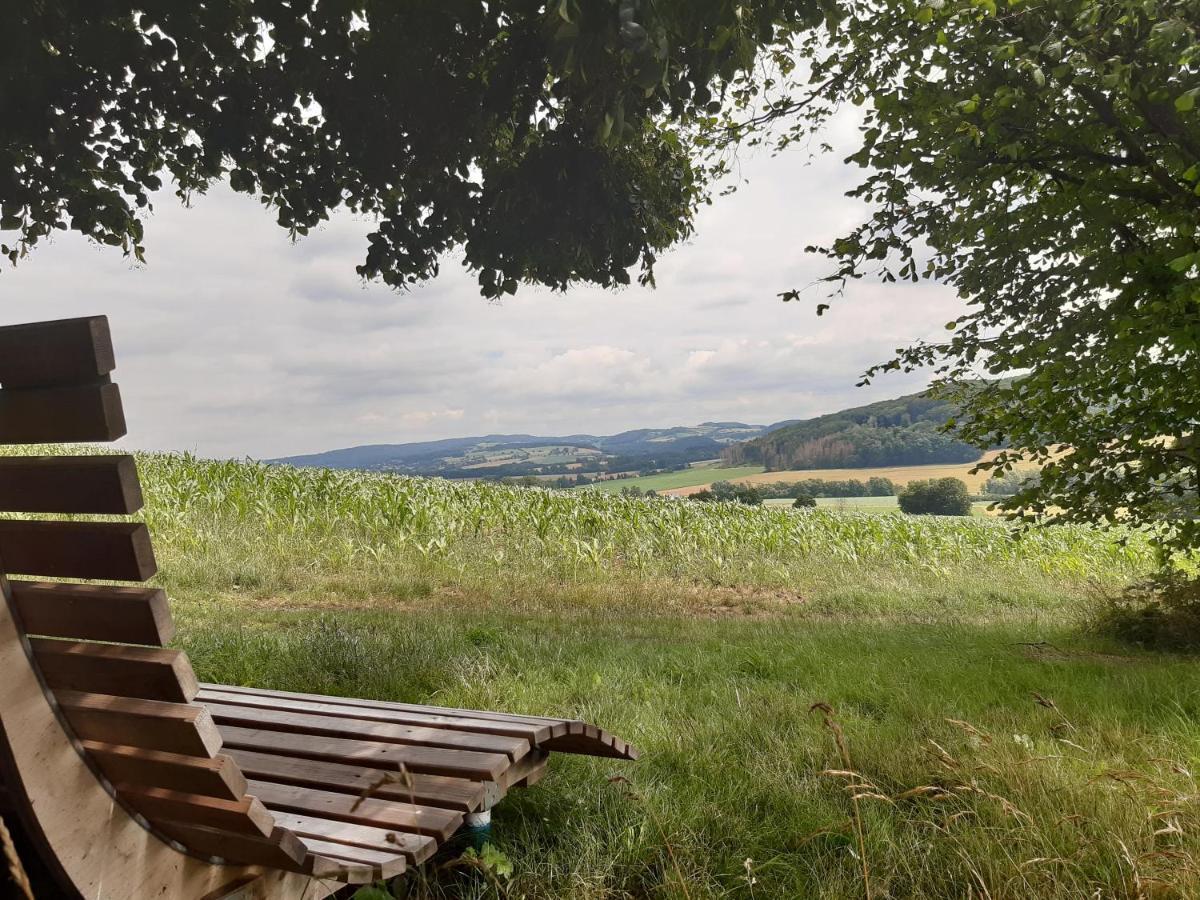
[663,450,1006,496]
[94,452,1200,899]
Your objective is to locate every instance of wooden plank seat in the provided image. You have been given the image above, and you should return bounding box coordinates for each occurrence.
[0,317,635,899]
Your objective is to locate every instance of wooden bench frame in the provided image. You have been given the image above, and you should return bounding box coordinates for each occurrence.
[0,316,635,899]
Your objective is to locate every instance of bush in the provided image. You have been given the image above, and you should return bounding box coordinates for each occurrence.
[866,476,897,496]
[793,494,817,509]
[898,478,973,516]
[1095,574,1200,650]
[692,481,763,506]
[620,486,658,499]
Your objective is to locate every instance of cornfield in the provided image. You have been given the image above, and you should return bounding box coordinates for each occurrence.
[122,453,1152,590]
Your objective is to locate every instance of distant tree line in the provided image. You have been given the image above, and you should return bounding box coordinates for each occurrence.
[982,470,1040,497]
[724,424,980,470]
[722,392,985,471]
[754,477,897,499]
[689,477,898,506]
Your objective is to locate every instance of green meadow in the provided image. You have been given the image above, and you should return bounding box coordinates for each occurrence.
[66,452,1200,898]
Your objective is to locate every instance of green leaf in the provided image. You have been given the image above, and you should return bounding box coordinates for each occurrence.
[1167,252,1198,272]
[479,842,514,879]
[1176,90,1198,113]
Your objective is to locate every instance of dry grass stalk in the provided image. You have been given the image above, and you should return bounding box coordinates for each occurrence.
[351,763,414,812]
[0,817,34,900]
[811,702,872,900]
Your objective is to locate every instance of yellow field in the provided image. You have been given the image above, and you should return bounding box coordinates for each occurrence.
[661,450,1005,496]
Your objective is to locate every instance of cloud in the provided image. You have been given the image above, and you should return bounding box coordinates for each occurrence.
[0,113,961,457]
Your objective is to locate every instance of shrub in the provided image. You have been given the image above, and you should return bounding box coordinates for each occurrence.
[1095,574,1200,651]
[866,476,897,497]
[793,494,817,509]
[898,478,973,516]
[707,481,764,506]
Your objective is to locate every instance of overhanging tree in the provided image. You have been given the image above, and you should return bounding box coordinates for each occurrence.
[722,0,1200,565]
[5,1,1199,565]
[1,1,818,296]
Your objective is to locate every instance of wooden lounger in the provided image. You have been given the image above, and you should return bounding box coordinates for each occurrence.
[0,316,635,899]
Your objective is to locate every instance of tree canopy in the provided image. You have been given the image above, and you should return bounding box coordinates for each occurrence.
[5,1,1198,564]
[722,0,1200,563]
[1,0,817,296]
[898,478,973,516]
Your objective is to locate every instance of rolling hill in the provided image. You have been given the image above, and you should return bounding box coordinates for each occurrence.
[721,391,980,471]
[272,391,982,486]
[271,422,776,481]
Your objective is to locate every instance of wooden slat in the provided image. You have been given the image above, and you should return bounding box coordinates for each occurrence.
[274,812,434,865]
[248,779,462,842]
[118,785,275,837]
[201,683,638,760]
[225,748,484,813]
[56,690,222,757]
[11,581,174,645]
[0,520,156,581]
[218,725,509,781]
[298,837,405,881]
[0,456,142,514]
[32,639,197,703]
[199,683,568,738]
[499,749,550,792]
[82,741,247,801]
[0,317,115,389]
[204,699,530,761]
[198,686,552,743]
[155,821,306,870]
[542,731,638,760]
[0,382,126,444]
[305,853,377,884]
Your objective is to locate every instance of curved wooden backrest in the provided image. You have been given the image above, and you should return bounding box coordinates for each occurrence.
[0,317,328,898]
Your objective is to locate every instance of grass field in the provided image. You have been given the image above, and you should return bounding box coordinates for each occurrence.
[663,451,1005,496]
[26,450,1200,898]
[584,463,766,494]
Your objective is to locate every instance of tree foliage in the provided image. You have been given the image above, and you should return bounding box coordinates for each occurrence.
[1,0,818,296]
[723,391,981,469]
[723,0,1200,561]
[898,478,974,516]
[692,480,766,505]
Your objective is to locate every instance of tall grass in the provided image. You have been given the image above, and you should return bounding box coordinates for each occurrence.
[118,453,1152,619]
[5,448,1188,898]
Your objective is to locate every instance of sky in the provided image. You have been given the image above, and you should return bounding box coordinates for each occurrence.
[1,116,962,460]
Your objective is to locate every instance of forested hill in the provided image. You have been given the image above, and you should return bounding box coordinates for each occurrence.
[721,392,982,470]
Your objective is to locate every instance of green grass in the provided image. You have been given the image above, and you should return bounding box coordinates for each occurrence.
[22,450,1198,898]
[179,607,1200,899]
[582,465,765,494]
